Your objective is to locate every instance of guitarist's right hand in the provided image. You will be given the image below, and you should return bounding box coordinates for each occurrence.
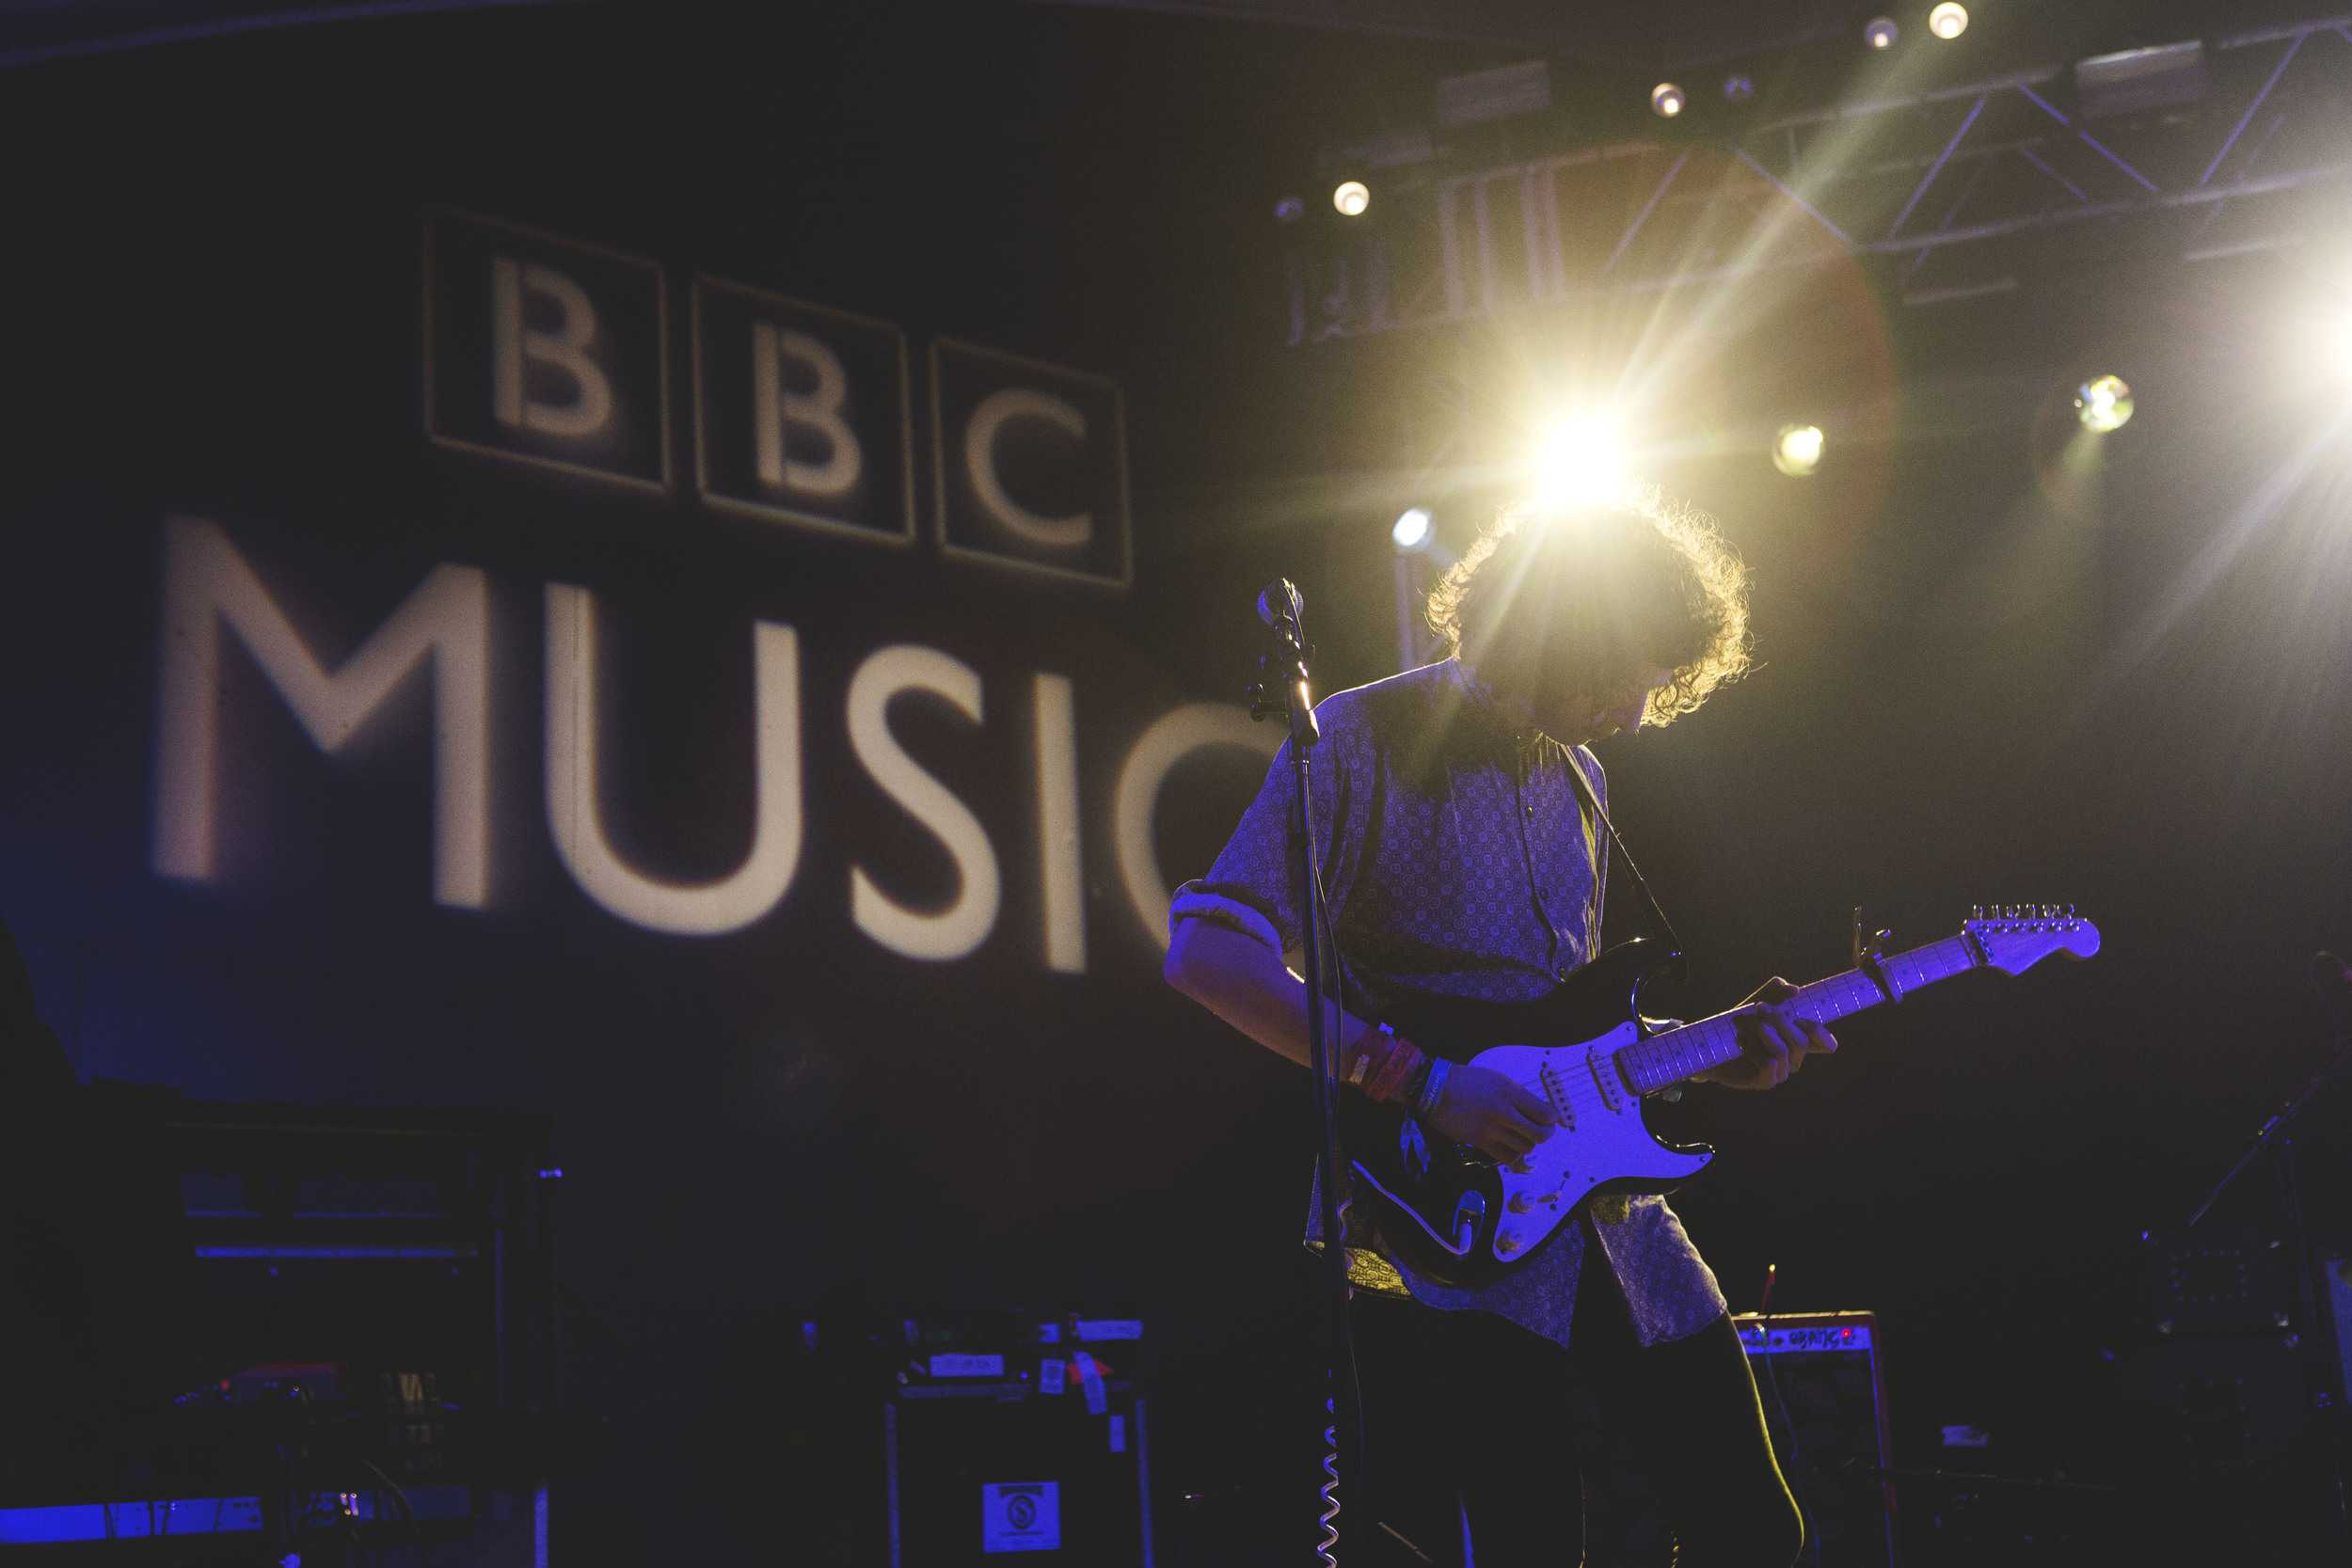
[1427,1065,1555,1161]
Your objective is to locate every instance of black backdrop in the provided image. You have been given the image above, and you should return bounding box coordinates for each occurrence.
[4,4,2350,1560]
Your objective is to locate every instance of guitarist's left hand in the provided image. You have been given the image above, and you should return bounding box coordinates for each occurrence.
[1703,977,1838,1091]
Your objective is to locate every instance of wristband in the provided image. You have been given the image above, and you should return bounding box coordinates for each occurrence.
[1362,1034,1424,1104]
[1343,1019,1394,1086]
[1413,1056,1452,1119]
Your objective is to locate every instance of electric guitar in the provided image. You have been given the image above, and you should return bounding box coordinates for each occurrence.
[1340,905,2101,1289]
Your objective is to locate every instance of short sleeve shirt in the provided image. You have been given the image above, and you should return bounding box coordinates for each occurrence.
[1169,659,1725,1350]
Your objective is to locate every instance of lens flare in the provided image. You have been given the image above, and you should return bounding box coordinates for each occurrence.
[1530,415,1632,510]
[2075,374,2134,433]
[1865,16,1899,49]
[1772,423,1825,477]
[1333,181,1370,216]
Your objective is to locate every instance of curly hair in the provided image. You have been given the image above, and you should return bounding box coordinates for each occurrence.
[1424,486,1752,727]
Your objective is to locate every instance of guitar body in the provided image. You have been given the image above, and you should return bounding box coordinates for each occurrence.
[1339,940,1713,1290]
[1330,907,2101,1288]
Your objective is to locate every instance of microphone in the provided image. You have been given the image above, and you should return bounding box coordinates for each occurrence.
[1255,578,1302,632]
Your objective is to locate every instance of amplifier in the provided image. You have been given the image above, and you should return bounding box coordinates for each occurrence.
[1573,1312,1894,1568]
[2143,1228,2294,1337]
[1733,1312,1896,1568]
[885,1377,1151,1568]
[796,1310,1153,1566]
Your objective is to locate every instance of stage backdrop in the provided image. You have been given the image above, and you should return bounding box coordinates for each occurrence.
[0,23,1352,1548]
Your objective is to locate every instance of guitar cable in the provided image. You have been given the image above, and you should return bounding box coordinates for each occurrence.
[1752,1269,1826,1568]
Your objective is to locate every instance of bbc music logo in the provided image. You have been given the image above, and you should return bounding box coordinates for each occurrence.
[423,210,1131,588]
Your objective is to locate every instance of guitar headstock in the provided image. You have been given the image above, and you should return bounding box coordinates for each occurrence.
[1965,904,2102,974]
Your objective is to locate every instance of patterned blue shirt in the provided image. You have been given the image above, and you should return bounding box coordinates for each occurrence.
[1170,658,1725,1350]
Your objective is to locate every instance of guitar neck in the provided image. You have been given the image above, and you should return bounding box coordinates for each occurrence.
[1616,935,1981,1096]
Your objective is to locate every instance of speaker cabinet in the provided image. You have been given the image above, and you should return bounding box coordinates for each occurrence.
[884,1379,1152,1566]
[1735,1313,1896,1568]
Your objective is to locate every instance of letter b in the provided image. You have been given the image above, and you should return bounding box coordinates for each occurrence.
[424,213,669,489]
[493,258,614,438]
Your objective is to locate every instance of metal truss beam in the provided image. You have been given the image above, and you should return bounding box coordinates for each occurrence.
[1282,15,2352,344]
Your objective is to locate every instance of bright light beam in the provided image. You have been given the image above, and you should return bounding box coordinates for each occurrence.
[1529,414,1632,510]
[1391,507,1433,550]
[2076,374,2133,433]
[1773,423,1825,476]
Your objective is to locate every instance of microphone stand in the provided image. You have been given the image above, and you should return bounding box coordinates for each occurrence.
[2184,955,2352,1558]
[1246,580,1363,1561]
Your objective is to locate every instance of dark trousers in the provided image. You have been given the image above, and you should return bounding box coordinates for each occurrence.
[1350,1240,1803,1568]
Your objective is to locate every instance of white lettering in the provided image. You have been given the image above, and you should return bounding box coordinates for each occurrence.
[492,258,614,438]
[544,584,803,935]
[847,646,1000,961]
[151,517,490,908]
[1033,673,1084,974]
[1111,704,1277,950]
[752,323,862,499]
[964,388,1091,548]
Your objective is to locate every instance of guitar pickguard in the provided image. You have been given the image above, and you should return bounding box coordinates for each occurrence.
[1336,942,1713,1290]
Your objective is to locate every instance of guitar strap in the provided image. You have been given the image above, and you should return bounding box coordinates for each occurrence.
[1560,743,1683,955]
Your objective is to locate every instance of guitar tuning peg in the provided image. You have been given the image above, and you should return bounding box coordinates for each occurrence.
[1969,904,1983,922]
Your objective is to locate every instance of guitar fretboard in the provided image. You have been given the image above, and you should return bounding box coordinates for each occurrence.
[1615,935,1980,1096]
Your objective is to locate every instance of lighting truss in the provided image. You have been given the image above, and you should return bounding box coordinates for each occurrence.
[1280,16,2352,344]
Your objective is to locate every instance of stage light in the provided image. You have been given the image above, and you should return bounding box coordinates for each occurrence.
[1928,4,1968,40]
[1274,195,1306,224]
[2075,374,2134,433]
[1723,74,1756,103]
[1391,507,1433,550]
[1332,181,1370,216]
[1650,83,1686,119]
[1865,17,1899,49]
[1530,414,1631,510]
[1772,423,1825,477]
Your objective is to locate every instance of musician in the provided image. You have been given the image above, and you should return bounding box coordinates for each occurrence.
[1164,493,1833,1567]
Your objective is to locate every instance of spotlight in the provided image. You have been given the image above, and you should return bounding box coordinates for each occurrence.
[1391,507,1433,550]
[2075,374,2134,433]
[1530,414,1631,510]
[1864,16,1899,49]
[1772,423,1825,477]
[1723,73,1756,103]
[1274,195,1306,224]
[1928,3,1968,40]
[1650,82,1686,119]
[1332,181,1370,217]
